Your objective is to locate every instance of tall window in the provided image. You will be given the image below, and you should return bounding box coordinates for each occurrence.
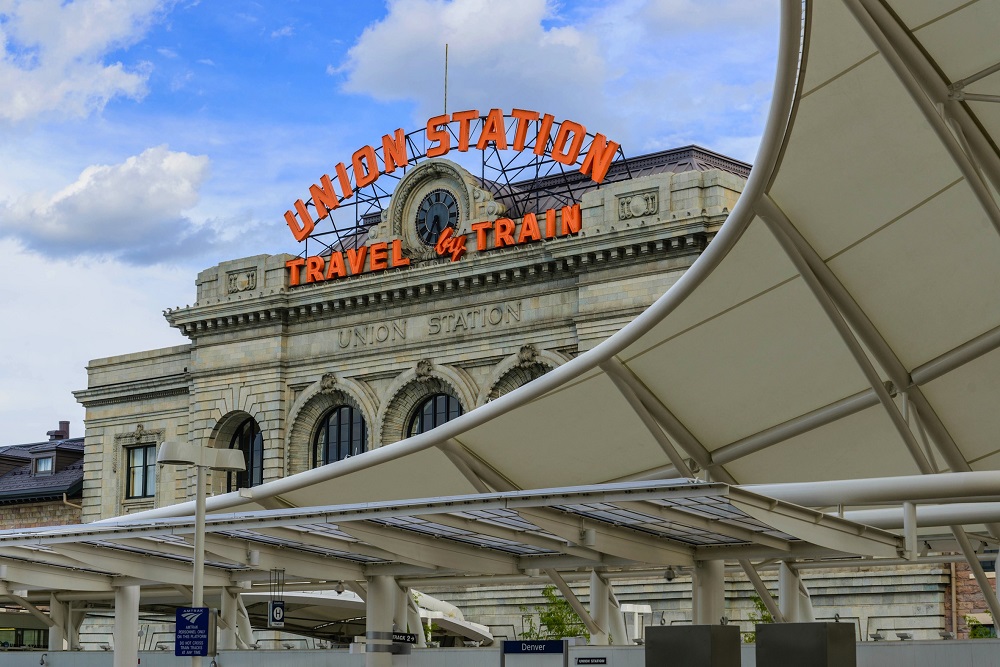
[228,418,263,492]
[407,393,463,437]
[314,405,367,467]
[126,444,156,498]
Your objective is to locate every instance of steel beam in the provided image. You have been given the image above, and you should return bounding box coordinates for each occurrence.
[756,195,932,474]
[842,0,1000,236]
[544,568,602,637]
[737,559,784,623]
[342,522,518,575]
[600,359,695,477]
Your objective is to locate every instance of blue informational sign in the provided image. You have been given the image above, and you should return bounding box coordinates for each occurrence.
[503,640,566,654]
[175,607,210,657]
[268,600,285,628]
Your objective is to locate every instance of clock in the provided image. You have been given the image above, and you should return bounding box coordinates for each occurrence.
[415,189,459,245]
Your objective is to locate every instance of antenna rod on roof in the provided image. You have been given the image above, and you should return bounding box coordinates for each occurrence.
[444,43,449,115]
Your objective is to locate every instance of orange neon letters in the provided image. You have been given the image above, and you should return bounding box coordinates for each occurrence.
[382,128,408,173]
[285,111,618,244]
[353,145,379,189]
[452,109,479,152]
[476,108,508,151]
[426,114,450,157]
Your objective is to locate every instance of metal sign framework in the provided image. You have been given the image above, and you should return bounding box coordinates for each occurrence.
[299,114,634,261]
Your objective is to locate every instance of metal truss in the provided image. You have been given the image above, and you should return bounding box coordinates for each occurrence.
[296,114,633,260]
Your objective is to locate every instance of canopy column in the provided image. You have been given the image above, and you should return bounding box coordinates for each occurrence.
[606,580,629,644]
[692,560,725,625]
[405,587,427,647]
[366,575,396,667]
[219,587,238,650]
[778,562,814,623]
[393,581,408,633]
[589,570,610,645]
[48,594,68,650]
[112,585,139,667]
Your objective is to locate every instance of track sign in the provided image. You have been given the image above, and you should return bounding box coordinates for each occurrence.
[392,632,418,644]
[268,600,285,628]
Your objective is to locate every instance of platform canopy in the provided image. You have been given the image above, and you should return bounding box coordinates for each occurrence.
[115,0,1000,520]
[1,0,999,623]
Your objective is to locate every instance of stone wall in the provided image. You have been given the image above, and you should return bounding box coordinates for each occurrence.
[3,500,81,528]
[944,561,997,638]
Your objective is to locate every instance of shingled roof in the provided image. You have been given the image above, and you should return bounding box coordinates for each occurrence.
[0,437,84,505]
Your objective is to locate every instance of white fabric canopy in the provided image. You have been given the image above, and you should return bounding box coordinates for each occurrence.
[135,0,1000,518]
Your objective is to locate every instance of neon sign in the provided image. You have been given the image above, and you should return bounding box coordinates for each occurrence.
[283,108,619,242]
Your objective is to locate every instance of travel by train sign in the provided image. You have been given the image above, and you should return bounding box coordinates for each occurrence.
[283,108,621,287]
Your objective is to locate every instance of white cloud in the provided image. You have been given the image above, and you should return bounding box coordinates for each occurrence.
[340,0,779,162]
[271,25,294,38]
[0,145,211,260]
[157,46,178,58]
[0,238,190,444]
[342,0,608,129]
[0,0,168,122]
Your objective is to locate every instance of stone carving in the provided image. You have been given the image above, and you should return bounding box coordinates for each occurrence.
[517,344,540,366]
[618,190,658,220]
[227,269,258,294]
[415,359,434,381]
[320,373,337,392]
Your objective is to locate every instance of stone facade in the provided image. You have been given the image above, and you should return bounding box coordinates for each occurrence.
[74,153,743,522]
[66,147,990,644]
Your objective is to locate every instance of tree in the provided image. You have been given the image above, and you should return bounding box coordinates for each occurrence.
[742,594,774,643]
[520,585,590,640]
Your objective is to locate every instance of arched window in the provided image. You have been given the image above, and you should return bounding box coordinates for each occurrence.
[314,405,367,466]
[407,393,463,437]
[228,417,263,492]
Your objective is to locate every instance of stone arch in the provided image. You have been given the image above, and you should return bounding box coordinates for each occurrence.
[476,345,570,406]
[376,360,477,447]
[285,374,377,476]
[206,409,260,495]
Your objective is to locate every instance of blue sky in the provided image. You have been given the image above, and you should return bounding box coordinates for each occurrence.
[0,0,778,444]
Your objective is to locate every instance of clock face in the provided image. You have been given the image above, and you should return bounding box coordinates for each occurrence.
[415,189,459,245]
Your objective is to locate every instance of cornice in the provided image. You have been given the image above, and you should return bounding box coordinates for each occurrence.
[164,215,719,341]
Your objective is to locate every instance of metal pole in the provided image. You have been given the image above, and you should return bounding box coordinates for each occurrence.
[192,464,206,667]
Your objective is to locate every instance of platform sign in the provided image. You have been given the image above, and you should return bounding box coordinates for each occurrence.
[392,632,418,644]
[268,600,285,628]
[175,607,210,657]
[501,639,569,667]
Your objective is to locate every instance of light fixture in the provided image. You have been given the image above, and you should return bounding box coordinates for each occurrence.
[157,440,245,667]
[664,566,677,582]
[334,580,345,594]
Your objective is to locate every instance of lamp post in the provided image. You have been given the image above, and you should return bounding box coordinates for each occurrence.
[158,441,246,666]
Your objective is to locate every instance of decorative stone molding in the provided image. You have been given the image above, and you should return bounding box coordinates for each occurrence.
[376,362,478,447]
[285,374,377,476]
[368,158,502,262]
[476,346,571,406]
[113,426,165,510]
[227,268,258,293]
[618,189,658,220]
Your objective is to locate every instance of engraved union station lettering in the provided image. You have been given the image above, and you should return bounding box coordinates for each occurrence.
[336,321,407,349]
[428,302,521,335]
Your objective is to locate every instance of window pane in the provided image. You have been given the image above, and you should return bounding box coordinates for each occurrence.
[409,394,463,437]
[144,446,156,496]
